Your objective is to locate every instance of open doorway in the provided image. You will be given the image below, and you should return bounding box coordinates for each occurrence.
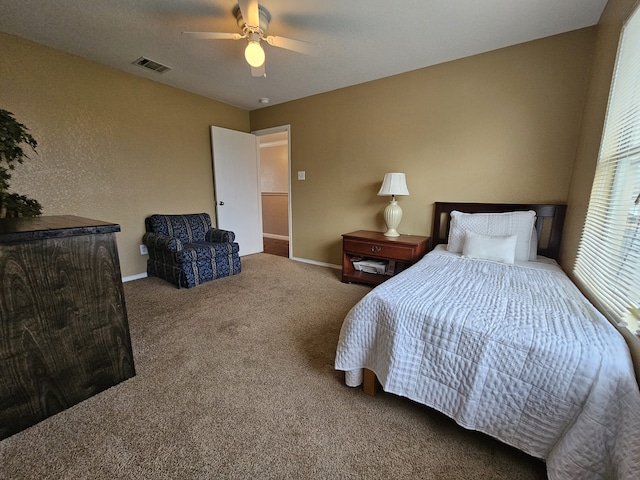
[255,126,290,258]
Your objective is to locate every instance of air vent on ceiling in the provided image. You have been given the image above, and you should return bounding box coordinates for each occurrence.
[133,57,172,74]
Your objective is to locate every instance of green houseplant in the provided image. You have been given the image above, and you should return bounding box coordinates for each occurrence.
[0,109,42,218]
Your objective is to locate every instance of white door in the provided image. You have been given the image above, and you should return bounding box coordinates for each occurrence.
[211,126,263,256]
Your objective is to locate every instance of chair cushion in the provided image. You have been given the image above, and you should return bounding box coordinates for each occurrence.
[148,214,212,244]
[177,242,240,263]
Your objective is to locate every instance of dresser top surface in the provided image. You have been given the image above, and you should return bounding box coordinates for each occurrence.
[342,230,429,245]
[0,215,120,243]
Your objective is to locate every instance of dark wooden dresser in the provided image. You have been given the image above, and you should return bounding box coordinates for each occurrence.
[0,215,135,440]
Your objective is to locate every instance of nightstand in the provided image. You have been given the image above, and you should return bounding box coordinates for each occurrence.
[341,230,430,286]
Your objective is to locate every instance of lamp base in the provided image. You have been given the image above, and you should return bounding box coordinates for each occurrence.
[383,200,403,237]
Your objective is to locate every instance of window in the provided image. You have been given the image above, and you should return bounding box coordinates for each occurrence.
[574,5,640,337]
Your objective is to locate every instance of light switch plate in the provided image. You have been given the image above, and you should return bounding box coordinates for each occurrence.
[297,171,306,180]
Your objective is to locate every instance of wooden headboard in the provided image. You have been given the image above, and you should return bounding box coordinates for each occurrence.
[433,202,567,261]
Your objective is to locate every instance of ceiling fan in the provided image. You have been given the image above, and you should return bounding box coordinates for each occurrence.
[182,0,319,77]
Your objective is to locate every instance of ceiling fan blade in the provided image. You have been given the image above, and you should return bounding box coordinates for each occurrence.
[251,64,266,78]
[265,36,319,56]
[238,0,260,28]
[182,32,243,40]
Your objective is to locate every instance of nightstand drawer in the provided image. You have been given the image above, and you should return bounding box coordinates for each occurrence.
[344,239,416,261]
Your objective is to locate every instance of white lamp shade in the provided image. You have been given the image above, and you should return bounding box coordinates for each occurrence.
[377,172,409,196]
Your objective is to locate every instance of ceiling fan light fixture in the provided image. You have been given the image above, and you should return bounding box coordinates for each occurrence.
[185,4,317,76]
[245,40,265,68]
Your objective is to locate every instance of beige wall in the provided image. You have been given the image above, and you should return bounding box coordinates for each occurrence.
[251,28,597,266]
[0,32,250,277]
[261,194,289,237]
[260,144,288,193]
[260,143,289,237]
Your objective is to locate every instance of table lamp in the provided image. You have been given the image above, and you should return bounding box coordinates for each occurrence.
[377,172,410,237]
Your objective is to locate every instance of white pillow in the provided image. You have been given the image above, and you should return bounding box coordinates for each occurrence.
[462,232,517,264]
[447,210,536,262]
[529,227,538,261]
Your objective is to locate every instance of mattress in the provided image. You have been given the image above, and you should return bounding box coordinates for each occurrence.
[335,247,640,479]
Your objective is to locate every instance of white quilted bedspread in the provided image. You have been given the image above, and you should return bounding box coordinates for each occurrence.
[335,248,640,479]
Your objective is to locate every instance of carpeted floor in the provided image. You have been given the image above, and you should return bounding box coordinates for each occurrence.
[0,254,547,479]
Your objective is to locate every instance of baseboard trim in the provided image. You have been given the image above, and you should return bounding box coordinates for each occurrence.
[122,272,147,282]
[290,256,341,270]
[263,233,289,241]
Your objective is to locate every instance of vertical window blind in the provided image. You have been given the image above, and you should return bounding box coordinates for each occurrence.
[574,5,640,336]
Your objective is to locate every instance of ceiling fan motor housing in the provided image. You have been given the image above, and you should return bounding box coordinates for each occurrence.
[234,4,271,33]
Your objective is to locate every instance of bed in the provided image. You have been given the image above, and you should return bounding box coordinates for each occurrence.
[334,202,640,480]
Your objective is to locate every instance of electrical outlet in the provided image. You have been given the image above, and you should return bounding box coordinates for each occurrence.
[139,244,148,255]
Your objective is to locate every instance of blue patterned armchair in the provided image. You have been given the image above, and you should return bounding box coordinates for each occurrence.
[143,213,241,288]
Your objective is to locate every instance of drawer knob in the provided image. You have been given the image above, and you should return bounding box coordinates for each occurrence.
[371,246,382,253]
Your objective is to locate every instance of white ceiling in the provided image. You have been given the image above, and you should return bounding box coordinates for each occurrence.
[0,0,607,111]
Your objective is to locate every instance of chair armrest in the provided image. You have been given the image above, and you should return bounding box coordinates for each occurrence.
[143,232,183,252]
[206,228,236,243]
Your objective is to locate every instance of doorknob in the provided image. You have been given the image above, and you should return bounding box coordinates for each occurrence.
[218,201,225,206]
